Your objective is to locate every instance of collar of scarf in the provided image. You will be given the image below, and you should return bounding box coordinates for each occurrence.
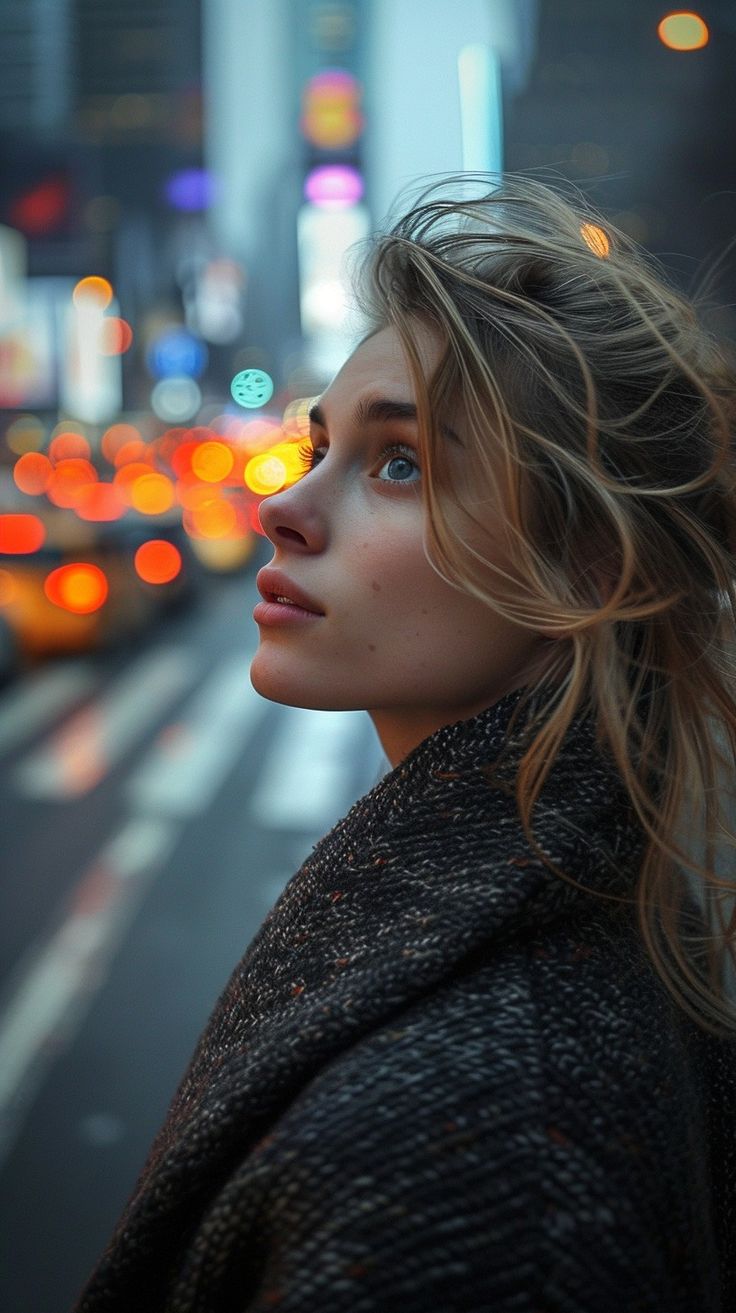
[80,684,648,1307]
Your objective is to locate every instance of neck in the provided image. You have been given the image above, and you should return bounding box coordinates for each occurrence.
[368,688,529,768]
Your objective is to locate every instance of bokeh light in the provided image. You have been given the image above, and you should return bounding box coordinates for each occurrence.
[49,431,91,462]
[657,11,709,50]
[99,318,134,355]
[13,452,52,495]
[113,439,152,468]
[72,276,113,309]
[101,423,142,464]
[164,168,219,212]
[147,328,208,380]
[114,462,159,501]
[151,377,202,422]
[46,459,98,508]
[134,540,182,584]
[0,514,46,554]
[191,440,234,483]
[44,563,109,614]
[0,569,18,606]
[6,415,45,456]
[74,483,127,522]
[301,69,363,149]
[244,451,288,495]
[128,472,176,515]
[185,498,238,538]
[230,369,274,409]
[282,397,317,438]
[580,222,610,257]
[304,164,364,209]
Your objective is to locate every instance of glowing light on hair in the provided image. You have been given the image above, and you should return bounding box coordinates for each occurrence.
[580,223,611,258]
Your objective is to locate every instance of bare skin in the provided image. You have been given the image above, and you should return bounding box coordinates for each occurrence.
[251,323,552,767]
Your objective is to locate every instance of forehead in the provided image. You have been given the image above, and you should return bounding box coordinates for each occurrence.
[322,324,442,408]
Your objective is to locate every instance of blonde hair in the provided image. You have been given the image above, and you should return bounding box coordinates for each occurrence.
[354,171,736,1038]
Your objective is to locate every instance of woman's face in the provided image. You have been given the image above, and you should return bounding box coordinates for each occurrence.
[251,323,549,765]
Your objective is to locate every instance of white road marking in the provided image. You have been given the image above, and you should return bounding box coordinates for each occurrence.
[0,661,98,757]
[247,706,373,829]
[125,655,267,816]
[12,647,197,798]
[0,816,177,1159]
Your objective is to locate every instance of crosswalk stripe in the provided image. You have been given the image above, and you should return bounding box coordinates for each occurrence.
[0,816,177,1160]
[0,661,98,758]
[12,647,198,798]
[247,706,374,830]
[125,655,267,817]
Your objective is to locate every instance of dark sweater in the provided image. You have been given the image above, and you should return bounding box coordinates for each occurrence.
[73,685,736,1312]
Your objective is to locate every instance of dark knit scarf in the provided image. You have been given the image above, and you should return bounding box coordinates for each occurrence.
[74,684,735,1313]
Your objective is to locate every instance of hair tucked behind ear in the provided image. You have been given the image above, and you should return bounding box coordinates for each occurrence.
[354,170,736,1039]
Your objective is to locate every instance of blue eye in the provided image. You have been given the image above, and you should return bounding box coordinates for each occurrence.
[376,446,421,483]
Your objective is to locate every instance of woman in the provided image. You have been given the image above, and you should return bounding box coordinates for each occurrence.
[74,173,736,1312]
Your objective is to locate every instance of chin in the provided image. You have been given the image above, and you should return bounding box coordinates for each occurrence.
[249,651,344,711]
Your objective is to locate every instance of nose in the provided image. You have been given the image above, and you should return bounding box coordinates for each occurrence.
[257,478,327,553]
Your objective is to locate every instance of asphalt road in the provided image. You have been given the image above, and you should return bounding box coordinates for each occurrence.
[0,556,386,1313]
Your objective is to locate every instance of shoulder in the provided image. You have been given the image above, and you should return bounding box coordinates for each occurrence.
[244,919,710,1309]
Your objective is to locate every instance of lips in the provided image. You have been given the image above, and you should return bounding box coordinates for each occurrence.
[256,567,326,616]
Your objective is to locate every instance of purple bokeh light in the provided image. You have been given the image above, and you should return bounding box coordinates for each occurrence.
[164,169,219,212]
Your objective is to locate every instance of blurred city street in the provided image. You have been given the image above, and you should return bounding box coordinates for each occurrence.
[0,552,385,1313]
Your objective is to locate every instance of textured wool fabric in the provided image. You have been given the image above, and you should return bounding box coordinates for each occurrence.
[73,685,736,1313]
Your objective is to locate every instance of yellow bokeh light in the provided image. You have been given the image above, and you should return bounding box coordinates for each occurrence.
[191,440,235,483]
[580,222,610,258]
[72,276,114,309]
[657,11,709,51]
[129,472,175,515]
[244,452,288,495]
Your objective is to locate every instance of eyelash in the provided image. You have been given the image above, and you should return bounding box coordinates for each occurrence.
[295,440,420,482]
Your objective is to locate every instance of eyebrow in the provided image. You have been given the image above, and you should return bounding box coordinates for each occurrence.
[308,397,461,444]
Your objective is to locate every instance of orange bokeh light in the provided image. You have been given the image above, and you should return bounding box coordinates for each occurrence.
[113,439,152,467]
[580,222,610,258]
[169,440,199,479]
[0,569,17,605]
[191,440,234,483]
[129,472,175,515]
[13,451,52,495]
[72,276,113,309]
[657,11,709,50]
[74,482,127,521]
[134,539,182,584]
[101,423,141,463]
[46,458,98,508]
[48,431,91,463]
[99,317,134,355]
[45,562,108,613]
[0,513,46,554]
[113,464,156,498]
[185,498,238,538]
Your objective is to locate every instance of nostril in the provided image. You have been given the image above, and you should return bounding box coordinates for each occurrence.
[275,526,309,545]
